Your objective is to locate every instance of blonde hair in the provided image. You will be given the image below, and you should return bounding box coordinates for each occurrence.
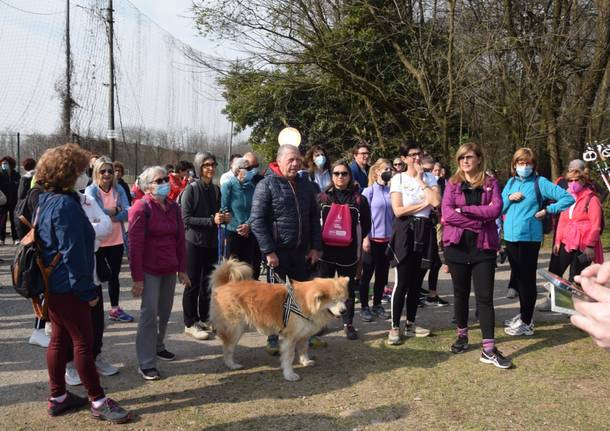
[368,158,391,186]
[450,142,486,188]
[565,169,584,182]
[92,155,117,188]
[511,147,537,175]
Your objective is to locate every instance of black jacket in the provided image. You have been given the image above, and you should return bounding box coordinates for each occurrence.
[181,179,220,248]
[0,169,21,208]
[251,166,322,255]
[319,187,371,266]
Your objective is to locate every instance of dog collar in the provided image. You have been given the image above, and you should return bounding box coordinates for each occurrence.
[282,278,313,327]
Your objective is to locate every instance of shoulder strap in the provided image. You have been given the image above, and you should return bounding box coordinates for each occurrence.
[533,176,544,209]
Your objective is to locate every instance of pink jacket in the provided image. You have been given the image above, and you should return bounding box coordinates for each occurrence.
[441,176,502,251]
[555,188,603,264]
[128,194,187,282]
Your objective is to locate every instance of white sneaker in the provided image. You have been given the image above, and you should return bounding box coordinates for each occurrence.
[28,329,49,348]
[404,323,431,338]
[44,321,52,336]
[503,314,521,328]
[95,355,119,376]
[504,320,535,336]
[65,362,82,386]
[184,325,210,340]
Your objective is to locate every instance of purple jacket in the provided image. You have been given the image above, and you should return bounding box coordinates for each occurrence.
[441,176,502,251]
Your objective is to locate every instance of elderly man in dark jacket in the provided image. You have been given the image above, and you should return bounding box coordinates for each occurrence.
[250,144,322,354]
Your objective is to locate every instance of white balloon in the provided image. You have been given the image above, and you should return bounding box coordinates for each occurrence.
[278,127,301,147]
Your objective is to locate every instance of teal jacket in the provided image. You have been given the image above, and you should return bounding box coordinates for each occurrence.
[220,177,255,232]
[502,174,574,242]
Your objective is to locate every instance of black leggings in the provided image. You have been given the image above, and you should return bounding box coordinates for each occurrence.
[66,285,105,359]
[447,260,496,339]
[0,204,17,241]
[227,231,261,280]
[358,240,389,308]
[183,242,217,327]
[98,244,124,308]
[391,251,425,328]
[505,241,541,325]
[318,261,357,325]
[555,243,589,282]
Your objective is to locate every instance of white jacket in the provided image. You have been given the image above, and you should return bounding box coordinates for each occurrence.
[80,193,112,284]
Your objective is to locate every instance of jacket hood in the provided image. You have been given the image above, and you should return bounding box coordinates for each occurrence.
[267,161,283,177]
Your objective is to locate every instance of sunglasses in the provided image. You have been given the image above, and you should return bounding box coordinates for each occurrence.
[202,162,217,168]
[246,164,259,171]
[393,163,404,167]
[567,179,582,183]
[99,168,114,175]
[153,177,170,184]
[333,171,349,177]
[458,155,476,161]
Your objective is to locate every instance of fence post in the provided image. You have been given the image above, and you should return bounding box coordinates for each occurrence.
[16,132,20,172]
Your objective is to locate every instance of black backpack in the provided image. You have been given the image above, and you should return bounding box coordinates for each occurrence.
[11,209,61,319]
[14,185,41,240]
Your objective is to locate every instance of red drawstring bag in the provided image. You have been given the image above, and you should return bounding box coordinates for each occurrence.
[322,203,352,247]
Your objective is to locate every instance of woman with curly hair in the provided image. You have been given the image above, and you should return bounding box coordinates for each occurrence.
[304,145,331,192]
[36,144,130,423]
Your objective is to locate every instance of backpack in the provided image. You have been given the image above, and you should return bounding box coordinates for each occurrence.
[14,185,39,240]
[319,191,361,247]
[584,194,605,234]
[11,212,61,320]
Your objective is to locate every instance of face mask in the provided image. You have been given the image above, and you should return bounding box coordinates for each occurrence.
[380,171,393,184]
[245,170,256,181]
[74,172,89,191]
[568,181,584,195]
[153,182,170,198]
[434,175,440,180]
[314,155,326,169]
[1,163,8,171]
[516,165,533,178]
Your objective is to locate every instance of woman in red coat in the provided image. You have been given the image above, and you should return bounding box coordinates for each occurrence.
[553,168,604,281]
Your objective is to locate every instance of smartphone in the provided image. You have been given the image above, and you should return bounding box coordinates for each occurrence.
[538,269,595,302]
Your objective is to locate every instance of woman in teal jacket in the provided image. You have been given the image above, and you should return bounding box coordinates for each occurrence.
[502,148,574,336]
[220,157,258,276]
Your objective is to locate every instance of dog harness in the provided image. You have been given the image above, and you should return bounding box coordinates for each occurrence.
[282,278,313,327]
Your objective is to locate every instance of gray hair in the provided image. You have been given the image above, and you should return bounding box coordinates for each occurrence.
[277,144,299,161]
[231,157,249,172]
[568,159,586,171]
[92,155,116,187]
[194,151,216,175]
[138,166,167,193]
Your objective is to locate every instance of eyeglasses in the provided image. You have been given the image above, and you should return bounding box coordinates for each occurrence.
[333,171,349,177]
[246,164,259,171]
[356,152,370,156]
[567,179,582,183]
[99,168,114,175]
[393,163,404,167]
[153,177,170,184]
[458,155,476,161]
[202,162,217,168]
[406,152,422,158]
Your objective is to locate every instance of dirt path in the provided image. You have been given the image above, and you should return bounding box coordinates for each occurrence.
[1,246,607,430]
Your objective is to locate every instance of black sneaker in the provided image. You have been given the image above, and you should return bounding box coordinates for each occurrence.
[344,324,358,340]
[480,348,513,369]
[425,295,449,307]
[139,367,161,380]
[450,336,469,354]
[156,350,175,361]
[47,391,88,416]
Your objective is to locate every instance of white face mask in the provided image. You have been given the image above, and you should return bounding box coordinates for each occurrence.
[74,172,90,191]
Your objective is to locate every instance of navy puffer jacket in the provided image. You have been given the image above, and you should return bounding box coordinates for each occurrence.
[251,163,322,255]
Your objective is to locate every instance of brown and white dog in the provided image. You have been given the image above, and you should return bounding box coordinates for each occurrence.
[209,259,349,381]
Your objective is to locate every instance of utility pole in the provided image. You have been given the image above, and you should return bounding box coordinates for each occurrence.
[228,120,234,168]
[106,0,116,160]
[62,0,71,141]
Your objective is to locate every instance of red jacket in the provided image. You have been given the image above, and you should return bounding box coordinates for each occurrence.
[128,194,187,282]
[555,188,603,263]
[168,173,187,201]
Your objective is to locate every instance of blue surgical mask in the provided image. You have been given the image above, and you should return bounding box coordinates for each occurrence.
[314,155,326,169]
[154,182,170,198]
[245,170,256,181]
[516,165,533,178]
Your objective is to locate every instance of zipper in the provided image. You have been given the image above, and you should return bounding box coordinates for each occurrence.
[288,180,302,248]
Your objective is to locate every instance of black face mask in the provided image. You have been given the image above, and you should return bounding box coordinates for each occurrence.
[380,171,393,184]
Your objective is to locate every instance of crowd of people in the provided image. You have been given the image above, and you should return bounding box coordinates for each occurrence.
[7,138,610,423]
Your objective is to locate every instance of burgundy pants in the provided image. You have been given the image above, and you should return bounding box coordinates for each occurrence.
[46,292,104,400]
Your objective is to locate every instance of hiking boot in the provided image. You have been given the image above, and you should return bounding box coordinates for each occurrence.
[308,335,327,349]
[184,325,210,340]
[90,398,131,423]
[156,350,175,361]
[504,320,534,336]
[450,336,469,354]
[425,295,449,307]
[265,336,280,356]
[404,323,430,338]
[387,327,402,345]
[108,307,134,323]
[506,288,518,299]
[344,324,358,340]
[95,356,119,376]
[29,328,50,348]
[503,313,521,328]
[371,304,388,320]
[360,307,373,322]
[138,367,160,381]
[480,347,513,369]
[65,362,82,386]
[47,391,87,416]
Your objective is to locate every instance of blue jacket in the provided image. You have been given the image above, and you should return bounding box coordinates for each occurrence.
[37,192,96,302]
[502,175,574,242]
[84,183,130,222]
[350,161,369,192]
[220,177,255,232]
